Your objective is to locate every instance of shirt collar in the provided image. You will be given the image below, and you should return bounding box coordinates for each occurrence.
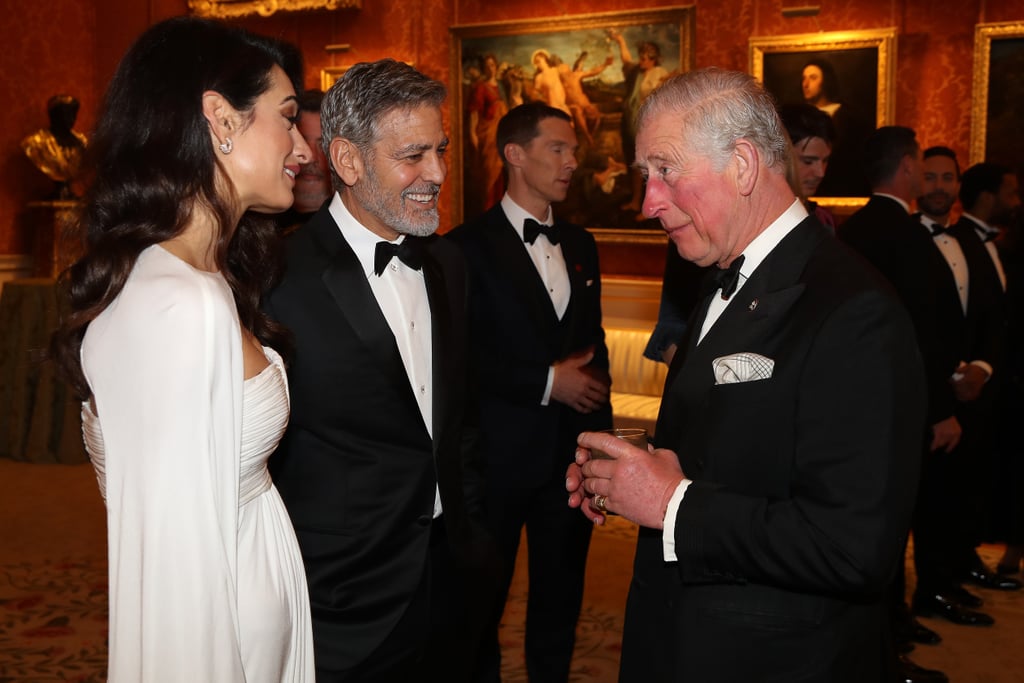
[961,211,1000,236]
[873,192,911,214]
[328,192,409,278]
[501,194,553,241]
[735,198,808,282]
[918,214,949,233]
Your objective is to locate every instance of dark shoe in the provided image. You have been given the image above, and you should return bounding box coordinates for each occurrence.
[895,615,942,645]
[948,584,984,608]
[912,592,995,626]
[964,566,1024,590]
[896,655,949,683]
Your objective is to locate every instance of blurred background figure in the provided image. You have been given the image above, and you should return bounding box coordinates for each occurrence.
[778,103,837,231]
[292,89,332,215]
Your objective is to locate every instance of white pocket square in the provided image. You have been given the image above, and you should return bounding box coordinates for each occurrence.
[712,353,774,385]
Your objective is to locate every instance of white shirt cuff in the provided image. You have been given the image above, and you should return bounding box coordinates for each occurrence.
[662,478,692,561]
[541,366,554,406]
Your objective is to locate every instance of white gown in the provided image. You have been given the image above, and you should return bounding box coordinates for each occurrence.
[80,245,314,682]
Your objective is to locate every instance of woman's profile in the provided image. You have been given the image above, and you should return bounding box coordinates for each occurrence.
[50,16,314,682]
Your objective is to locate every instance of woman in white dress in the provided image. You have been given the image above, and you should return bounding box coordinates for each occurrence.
[50,17,315,682]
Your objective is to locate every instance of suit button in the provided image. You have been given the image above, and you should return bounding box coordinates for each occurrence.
[417,515,431,527]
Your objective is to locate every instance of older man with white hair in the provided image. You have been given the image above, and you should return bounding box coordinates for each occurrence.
[567,67,927,682]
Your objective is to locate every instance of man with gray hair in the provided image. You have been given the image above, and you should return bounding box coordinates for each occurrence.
[566,68,926,681]
[265,59,495,683]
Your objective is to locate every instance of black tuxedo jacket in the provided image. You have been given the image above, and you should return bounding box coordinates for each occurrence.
[621,218,926,682]
[264,206,489,674]
[950,216,1006,371]
[447,204,611,487]
[839,195,963,425]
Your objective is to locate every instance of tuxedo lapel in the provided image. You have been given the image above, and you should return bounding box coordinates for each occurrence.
[556,223,589,357]
[421,237,451,446]
[656,218,825,465]
[310,214,411,394]
[484,207,562,337]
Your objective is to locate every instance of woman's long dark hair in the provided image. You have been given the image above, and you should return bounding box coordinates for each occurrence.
[51,17,298,400]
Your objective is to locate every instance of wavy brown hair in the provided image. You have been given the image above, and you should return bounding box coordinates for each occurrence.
[50,16,298,400]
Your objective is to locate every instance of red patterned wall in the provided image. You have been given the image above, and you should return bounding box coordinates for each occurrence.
[1,0,1022,270]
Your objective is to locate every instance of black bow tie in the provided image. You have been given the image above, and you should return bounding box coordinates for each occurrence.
[914,213,948,237]
[523,218,560,246]
[708,255,745,301]
[982,229,999,243]
[374,237,423,276]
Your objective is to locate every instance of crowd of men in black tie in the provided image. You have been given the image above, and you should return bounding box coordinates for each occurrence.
[839,127,1023,683]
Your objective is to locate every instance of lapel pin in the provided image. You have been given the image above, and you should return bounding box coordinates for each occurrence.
[748,298,758,311]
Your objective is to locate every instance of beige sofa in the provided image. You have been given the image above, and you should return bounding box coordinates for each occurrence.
[605,327,668,436]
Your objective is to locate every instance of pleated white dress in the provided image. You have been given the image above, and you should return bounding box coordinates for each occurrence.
[80,245,314,682]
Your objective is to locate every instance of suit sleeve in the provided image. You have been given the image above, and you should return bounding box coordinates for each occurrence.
[83,263,246,681]
[673,289,925,596]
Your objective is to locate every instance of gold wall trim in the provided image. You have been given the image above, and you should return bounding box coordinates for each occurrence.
[189,0,360,19]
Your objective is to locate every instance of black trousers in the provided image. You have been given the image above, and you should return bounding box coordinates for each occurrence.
[474,474,593,683]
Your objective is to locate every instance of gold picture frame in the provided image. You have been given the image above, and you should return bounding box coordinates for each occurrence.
[750,28,897,204]
[320,67,349,91]
[450,6,696,243]
[189,0,359,19]
[969,21,1024,166]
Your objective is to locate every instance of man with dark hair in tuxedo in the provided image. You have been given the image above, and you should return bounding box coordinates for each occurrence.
[449,100,612,683]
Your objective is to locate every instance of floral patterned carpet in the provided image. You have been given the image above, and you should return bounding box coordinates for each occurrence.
[497,516,638,683]
[0,559,107,683]
[0,514,639,683]
[3,461,1024,683]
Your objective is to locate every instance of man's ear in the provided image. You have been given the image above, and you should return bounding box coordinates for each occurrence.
[329,138,362,186]
[733,139,759,196]
[503,142,523,168]
[201,91,237,149]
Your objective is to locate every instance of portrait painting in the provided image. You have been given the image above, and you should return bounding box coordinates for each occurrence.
[750,28,897,200]
[970,22,1024,169]
[450,7,695,236]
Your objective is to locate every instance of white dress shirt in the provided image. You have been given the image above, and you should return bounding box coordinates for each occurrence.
[501,194,571,405]
[329,194,441,517]
[919,214,969,315]
[665,199,808,560]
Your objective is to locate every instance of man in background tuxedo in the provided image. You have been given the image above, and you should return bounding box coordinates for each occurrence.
[567,68,925,682]
[951,162,1022,589]
[265,59,495,683]
[278,88,332,234]
[448,101,612,683]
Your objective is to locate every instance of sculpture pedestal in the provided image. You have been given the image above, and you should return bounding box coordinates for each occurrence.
[25,200,83,278]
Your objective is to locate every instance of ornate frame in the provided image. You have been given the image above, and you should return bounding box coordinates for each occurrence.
[749,28,897,206]
[970,21,1024,166]
[189,0,359,19]
[449,6,695,244]
[320,67,349,91]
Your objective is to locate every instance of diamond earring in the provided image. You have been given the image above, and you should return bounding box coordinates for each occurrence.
[218,137,233,154]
